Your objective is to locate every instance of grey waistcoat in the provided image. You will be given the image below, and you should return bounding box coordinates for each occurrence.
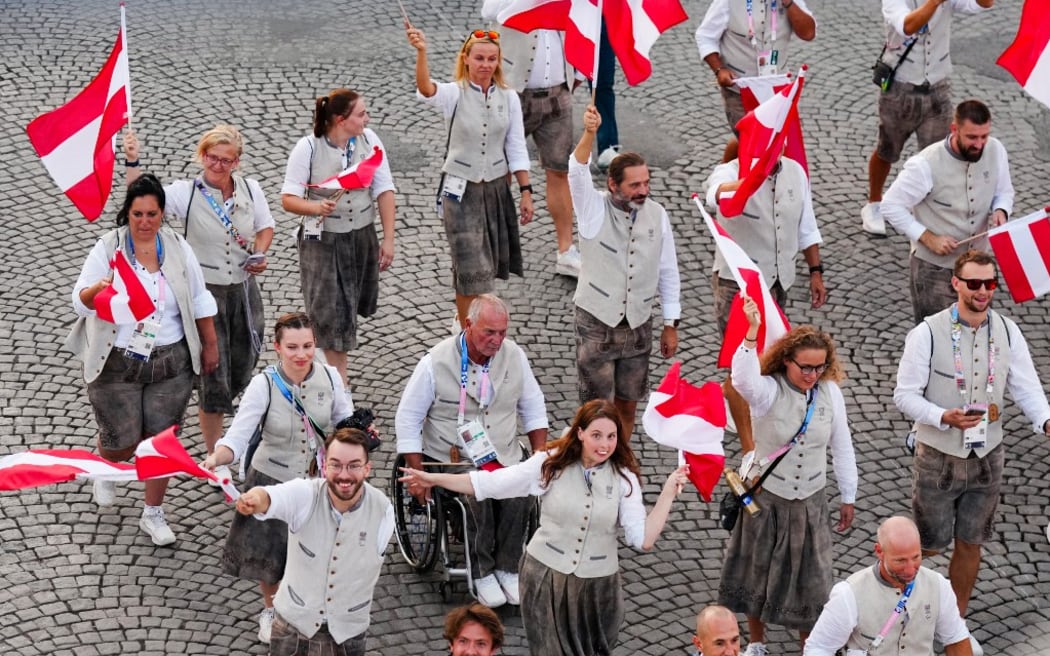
[442,83,512,183]
[574,197,665,329]
[720,0,795,79]
[499,27,573,92]
[845,564,941,655]
[251,366,336,481]
[275,480,390,644]
[185,175,257,285]
[881,0,954,86]
[526,464,623,577]
[305,133,377,233]
[914,308,1011,459]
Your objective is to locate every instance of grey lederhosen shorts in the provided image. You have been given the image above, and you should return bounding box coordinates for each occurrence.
[520,84,574,172]
[909,255,955,324]
[912,442,1004,552]
[575,306,652,403]
[876,79,952,163]
[87,340,194,452]
[269,614,366,656]
[720,86,748,133]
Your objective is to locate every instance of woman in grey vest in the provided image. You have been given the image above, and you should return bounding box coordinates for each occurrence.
[407,25,534,329]
[718,298,858,656]
[69,173,218,546]
[280,88,397,387]
[123,125,275,487]
[201,311,353,645]
[400,399,689,656]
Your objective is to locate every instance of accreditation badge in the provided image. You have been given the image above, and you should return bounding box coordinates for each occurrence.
[457,419,499,469]
[124,319,161,361]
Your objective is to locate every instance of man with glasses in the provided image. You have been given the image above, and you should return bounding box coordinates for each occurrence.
[395,294,549,608]
[881,99,1014,324]
[893,250,1050,651]
[234,428,393,656]
[804,516,973,656]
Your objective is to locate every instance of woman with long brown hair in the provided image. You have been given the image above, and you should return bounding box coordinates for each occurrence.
[718,297,857,655]
[400,399,688,656]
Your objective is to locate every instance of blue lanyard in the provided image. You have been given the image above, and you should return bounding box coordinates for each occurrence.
[869,579,915,649]
[270,364,327,472]
[125,232,164,265]
[458,332,491,425]
[194,179,251,252]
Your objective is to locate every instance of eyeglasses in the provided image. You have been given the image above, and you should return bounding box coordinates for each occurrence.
[790,359,828,376]
[956,276,998,291]
[203,152,238,167]
[469,29,499,41]
[325,461,366,474]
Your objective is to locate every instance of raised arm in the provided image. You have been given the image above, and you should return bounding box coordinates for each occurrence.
[407,24,437,97]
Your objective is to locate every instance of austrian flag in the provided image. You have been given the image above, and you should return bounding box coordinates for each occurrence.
[988,207,1050,303]
[94,249,156,324]
[997,0,1050,111]
[306,147,384,190]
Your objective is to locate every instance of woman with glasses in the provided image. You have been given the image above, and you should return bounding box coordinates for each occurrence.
[280,88,397,387]
[124,126,275,486]
[718,297,857,655]
[406,25,534,328]
[400,399,689,656]
[202,312,353,644]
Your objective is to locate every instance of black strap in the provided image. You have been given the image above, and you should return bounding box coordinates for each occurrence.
[878,31,921,80]
[435,97,460,201]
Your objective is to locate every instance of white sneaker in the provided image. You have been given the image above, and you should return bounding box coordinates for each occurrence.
[209,464,233,488]
[139,506,176,546]
[494,570,520,605]
[596,145,621,172]
[969,636,984,656]
[743,642,769,656]
[556,245,582,278]
[258,607,276,644]
[861,201,887,236]
[474,573,507,608]
[93,479,116,507]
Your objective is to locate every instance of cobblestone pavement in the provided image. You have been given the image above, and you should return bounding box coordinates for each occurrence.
[2,0,1049,654]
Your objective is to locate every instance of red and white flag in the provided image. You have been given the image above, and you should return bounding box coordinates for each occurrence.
[642,361,726,501]
[25,27,130,221]
[94,249,156,324]
[988,207,1050,303]
[0,449,137,491]
[306,146,384,190]
[694,196,790,367]
[735,73,808,176]
[997,0,1050,111]
[498,0,687,85]
[136,426,239,500]
[719,67,807,218]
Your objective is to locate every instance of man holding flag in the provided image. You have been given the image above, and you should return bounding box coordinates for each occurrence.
[881,99,1013,324]
[893,250,1050,645]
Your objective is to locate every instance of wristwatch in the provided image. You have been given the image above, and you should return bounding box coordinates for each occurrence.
[809,263,825,274]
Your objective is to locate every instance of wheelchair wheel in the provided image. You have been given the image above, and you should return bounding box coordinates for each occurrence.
[390,454,441,572]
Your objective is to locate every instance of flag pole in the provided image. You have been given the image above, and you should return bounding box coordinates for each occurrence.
[120,1,133,129]
[590,0,603,106]
[693,194,749,291]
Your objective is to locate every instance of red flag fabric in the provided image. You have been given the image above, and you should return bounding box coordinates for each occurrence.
[997,0,1050,111]
[735,74,808,176]
[94,249,156,324]
[497,0,687,85]
[719,67,806,218]
[25,28,130,221]
[135,426,216,481]
[988,207,1050,303]
[0,449,136,491]
[642,361,726,501]
[694,196,790,367]
[306,146,384,190]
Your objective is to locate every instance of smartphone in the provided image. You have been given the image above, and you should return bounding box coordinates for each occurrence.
[242,253,266,269]
[963,403,987,417]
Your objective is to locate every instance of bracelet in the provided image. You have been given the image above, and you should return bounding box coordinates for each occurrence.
[520,184,533,194]
[125,159,141,168]
[809,263,825,274]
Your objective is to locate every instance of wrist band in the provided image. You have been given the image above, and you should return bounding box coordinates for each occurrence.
[520,184,533,194]
[125,159,141,168]
[809,263,825,274]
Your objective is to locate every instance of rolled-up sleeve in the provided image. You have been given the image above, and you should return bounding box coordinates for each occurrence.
[364,129,397,198]
[72,239,113,317]
[695,0,729,59]
[619,470,647,549]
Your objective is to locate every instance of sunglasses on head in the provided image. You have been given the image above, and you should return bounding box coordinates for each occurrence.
[468,29,499,41]
[956,276,998,291]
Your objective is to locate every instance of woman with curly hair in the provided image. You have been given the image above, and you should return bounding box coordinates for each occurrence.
[399,399,689,656]
[718,297,858,655]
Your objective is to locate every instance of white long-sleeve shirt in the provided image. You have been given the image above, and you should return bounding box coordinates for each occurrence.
[695,0,815,60]
[279,128,397,199]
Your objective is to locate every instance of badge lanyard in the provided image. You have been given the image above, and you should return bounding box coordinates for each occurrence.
[745,0,778,52]
[950,304,995,403]
[458,332,491,426]
[756,384,818,469]
[271,366,328,473]
[194,179,251,252]
[868,580,915,650]
[125,233,167,320]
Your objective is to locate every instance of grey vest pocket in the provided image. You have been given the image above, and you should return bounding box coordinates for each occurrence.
[544,542,565,555]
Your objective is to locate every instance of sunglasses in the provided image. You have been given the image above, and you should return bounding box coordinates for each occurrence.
[790,359,828,376]
[956,276,998,291]
[469,29,499,41]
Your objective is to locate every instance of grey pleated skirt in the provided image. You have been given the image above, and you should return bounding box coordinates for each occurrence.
[717,489,833,631]
[220,468,289,585]
[519,553,624,656]
[442,177,523,296]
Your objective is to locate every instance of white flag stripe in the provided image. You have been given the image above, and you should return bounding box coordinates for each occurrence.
[628,0,660,56]
[39,117,103,190]
[568,0,600,40]
[1012,228,1050,297]
[1023,44,1050,108]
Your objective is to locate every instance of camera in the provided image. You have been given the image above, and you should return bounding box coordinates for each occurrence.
[336,408,381,452]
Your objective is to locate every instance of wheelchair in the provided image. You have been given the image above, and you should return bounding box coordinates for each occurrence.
[390,450,538,601]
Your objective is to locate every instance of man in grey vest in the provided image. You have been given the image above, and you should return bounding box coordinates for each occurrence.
[234,428,393,656]
[893,251,1050,636]
[395,294,549,608]
[882,100,1013,323]
[693,605,741,656]
[861,0,994,236]
[570,105,681,441]
[705,147,826,456]
[695,0,816,161]
[482,0,581,278]
[804,516,973,656]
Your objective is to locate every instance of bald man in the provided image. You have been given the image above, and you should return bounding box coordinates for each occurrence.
[692,605,741,656]
[804,516,973,656]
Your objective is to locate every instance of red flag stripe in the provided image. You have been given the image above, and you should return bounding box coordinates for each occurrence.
[996,0,1050,87]
[990,227,1033,303]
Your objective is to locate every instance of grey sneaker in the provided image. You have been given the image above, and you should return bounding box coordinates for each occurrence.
[139,506,176,546]
[743,642,769,656]
[93,479,116,507]
[258,607,275,644]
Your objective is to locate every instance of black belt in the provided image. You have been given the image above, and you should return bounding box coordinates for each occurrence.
[523,84,564,97]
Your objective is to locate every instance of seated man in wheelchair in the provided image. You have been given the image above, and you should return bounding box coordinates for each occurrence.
[395,294,549,608]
